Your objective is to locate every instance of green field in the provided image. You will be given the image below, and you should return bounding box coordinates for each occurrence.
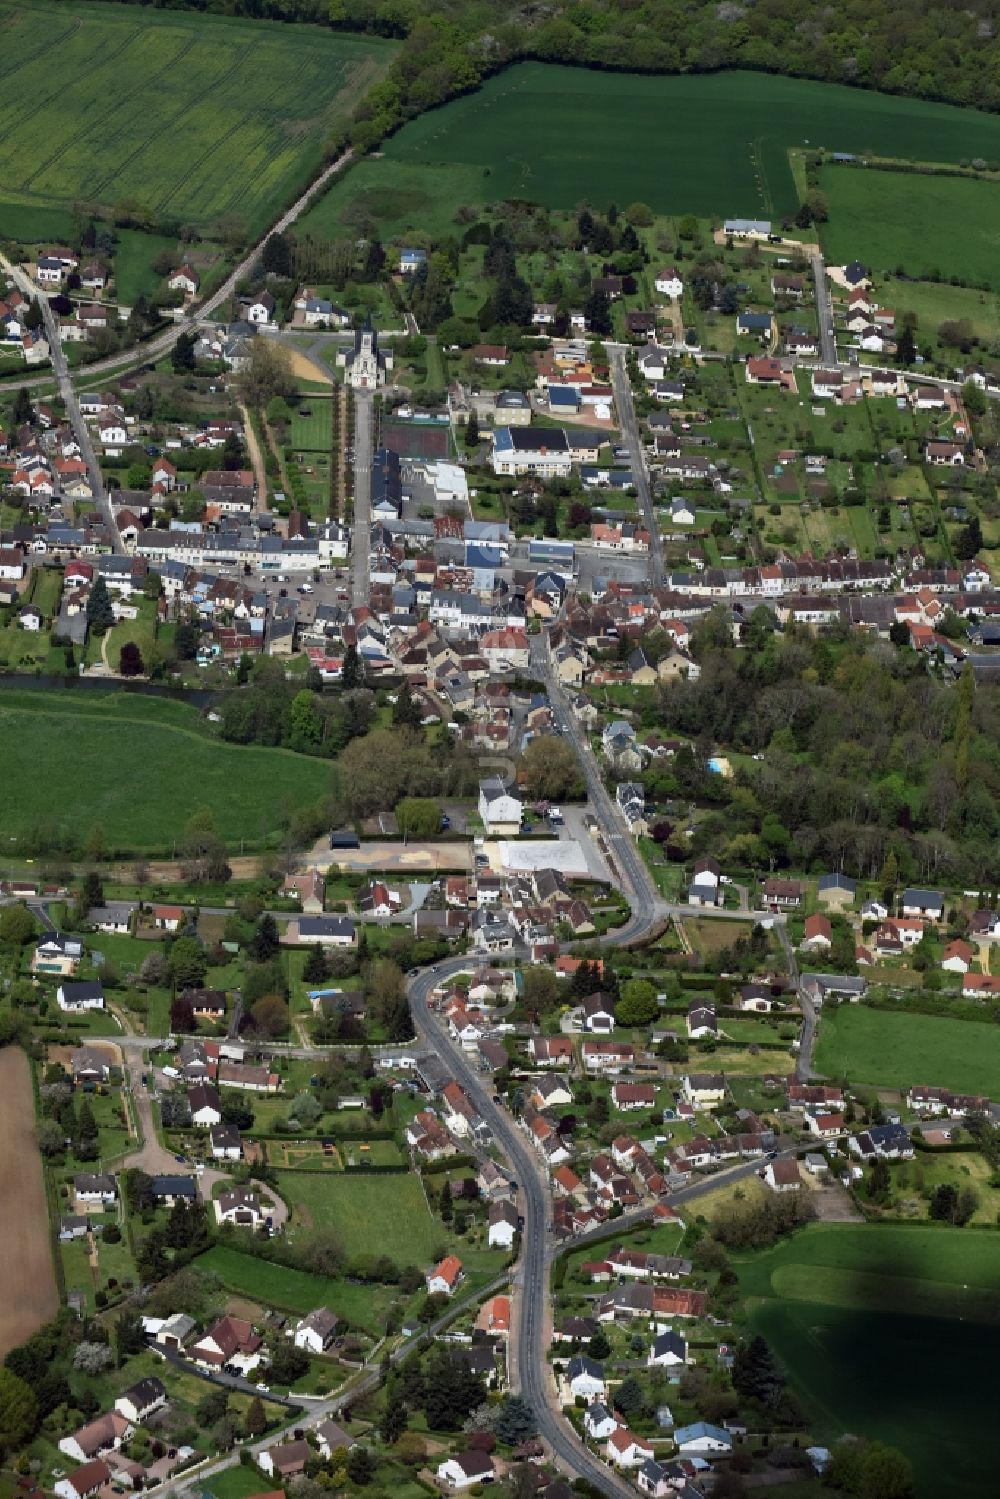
[0,688,331,852]
[0,0,393,235]
[814,1005,1000,1095]
[277,1170,443,1263]
[822,166,1000,289]
[194,1245,390,1332]
[113,229,183,306]
[304,63,1000,234]
[741,1225,1000,1496]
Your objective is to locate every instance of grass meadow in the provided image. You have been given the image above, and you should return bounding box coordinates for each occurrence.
[0,687,331,852]
[0,0,393,235]
[821,165,1000,289]
[741,1224,1000,1496]
[194,1245,393,1332]
[813,1005,1000,1096]
[276,1170,443,1262]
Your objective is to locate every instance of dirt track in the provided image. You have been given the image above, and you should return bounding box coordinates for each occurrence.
[0,1048,59,1353]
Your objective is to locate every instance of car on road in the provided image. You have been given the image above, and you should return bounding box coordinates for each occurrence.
[298,583,313,594]
[440,814,450,830]
[174,1153,187,1163]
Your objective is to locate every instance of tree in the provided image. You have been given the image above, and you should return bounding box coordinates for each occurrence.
[342,642,361,689]
[896,324,916,366]
[37,1119,66,1156]
[868,1154,891,1204]
[955,514,983,560]
[237,337,294,407]
[731,1335,785,1408]
[464,410,480,449]
[383,1395,408,1444]
[119,641,144,677]
[244,1396,266,1438]
[396,797,442,838]
[584,287,611,335]
[288,689,323,752]
[617,978,659,1027]
[77,1099,99,1143]
[170,996,196,1033]
[269,1341,310,1386]
[73,1341,113,1373]
[929,1182,959,1222]
[250,912,280,963]
[827,1438,913,1499]
[493,1396,537,1444]
[521,966,560,1017]
[0,1367,38,1452]
[0,903,35,950]
[86,576,115,636]
[303,944,327,985]
[168,937,208,989]
[421,1346,486,1430]
[250,993,289,1039]
[613,1375,646,1417]
[197,1389,230,1426]
[392,681,423,729]
[261,231,291,277]
[347,1447,376,1485]
[289,1090,322,1125]
[518,735,585,801]
[174,619,200,659]
[115,1311,145,1363]
[171,331,197,373]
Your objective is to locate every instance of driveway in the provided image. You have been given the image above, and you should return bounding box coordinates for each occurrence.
[119,1049,286,1228]
[555,807,612,881]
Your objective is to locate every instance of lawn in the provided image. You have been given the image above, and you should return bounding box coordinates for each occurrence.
[0,687,332,853]
[822,165,1000,290]
[113,229,182,306]
[277,1170,443,1263]
[304,64,1000,228]
[194,1244,391,1333]
[290,402,335,453]
[740,1223,1000,1497]
[0,0,394,236]
[814,1005,1000,1096]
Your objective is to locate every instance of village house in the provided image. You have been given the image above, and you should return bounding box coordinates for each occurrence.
[294,1307,340,1354]
[436,1452,496,1490]
[426,1254,464,1296]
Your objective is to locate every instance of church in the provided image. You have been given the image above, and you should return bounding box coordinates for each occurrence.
[338,315,392,390]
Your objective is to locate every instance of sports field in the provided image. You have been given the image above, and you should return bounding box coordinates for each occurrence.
[0,0,393,236]
[0,688,331,852]
[741,1224,1000,1496]
[814,1005,1000,1096]
[0,1048,59,1354]
[304,63,1000,231]
[821,166,1000,289]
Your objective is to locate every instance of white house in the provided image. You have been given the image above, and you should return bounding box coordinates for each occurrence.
[583,1403,619,1441]
[168,266,200,296]
[114,1377,167,1424]
[436,1452,495,1489]
[647,1329,687,1367]
[58,1413,131,1464]
[54,1460,112,1499]
[293,1307,339,1354]
[187,1083,222,1127]
[487,1198,519,1249]
[605,1427,654,1468]
[426,1255,464,1296]
[566,1354,605,1399]
[478,776,522,835]
[654,267,683,299]
[764,1158,802,1193]
[57,980,105,1012]
[674,1422,733,1455]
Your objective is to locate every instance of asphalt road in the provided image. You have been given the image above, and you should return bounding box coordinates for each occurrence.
[608,344,665,589]
[811,252,837,367]
[351,391,373,607]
